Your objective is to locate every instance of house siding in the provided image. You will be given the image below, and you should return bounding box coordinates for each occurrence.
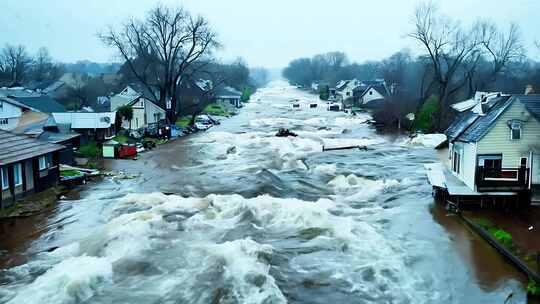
[361,88,384,105]
[450,141,477,190]
[477,100,540,169]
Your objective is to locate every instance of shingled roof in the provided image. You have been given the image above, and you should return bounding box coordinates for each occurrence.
[446,95,540,143]
[0,130,64,166]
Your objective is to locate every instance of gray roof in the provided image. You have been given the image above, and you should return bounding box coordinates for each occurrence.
[515,95,540,120]
[215,86,242,98]
[38,131,80,144]
[445,95,540,143]
[12,96,66,113]
[0,130,65,166]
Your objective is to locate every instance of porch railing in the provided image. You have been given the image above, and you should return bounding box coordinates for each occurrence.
[476,166,529,191]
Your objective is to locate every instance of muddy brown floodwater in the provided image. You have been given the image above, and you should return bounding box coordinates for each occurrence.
[0,81,531,303]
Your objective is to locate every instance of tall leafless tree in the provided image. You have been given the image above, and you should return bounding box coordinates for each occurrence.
[0,44,32,85]
[100,4,219,122]
[409,2,482,128]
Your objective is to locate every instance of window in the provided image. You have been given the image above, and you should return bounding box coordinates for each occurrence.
[453,151,461,174]
[39,156,47,170]
[0,101,3,109]
[0,118,8,125]
[1,167,8,190]
[511,127,521,140]
[509,120,522,140]
[14,164,22,186]
[369,91,373,95]
[521,157,528,167]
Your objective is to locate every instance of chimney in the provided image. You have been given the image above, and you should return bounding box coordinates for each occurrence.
[525,85,535,95]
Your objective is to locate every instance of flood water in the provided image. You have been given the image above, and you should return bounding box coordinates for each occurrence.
[0,81,529,303]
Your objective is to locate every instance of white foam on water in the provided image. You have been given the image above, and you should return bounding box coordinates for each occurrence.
[202,239,287,304]
[7,256,112,304]
[403,133,447,148]
[328,174,401,201]
[312,163,337,175]
[334,115,371,127]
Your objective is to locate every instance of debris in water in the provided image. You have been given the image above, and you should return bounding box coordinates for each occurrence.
[275,128,298,137]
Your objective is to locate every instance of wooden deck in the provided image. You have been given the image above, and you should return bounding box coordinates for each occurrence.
[425,163,518,197]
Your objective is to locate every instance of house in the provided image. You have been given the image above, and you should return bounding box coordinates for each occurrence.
[110,85,166,130]
[441,92,540,203]
[355,82,390,108]
[0,96,37,131]
[52,112,117,143]
[176,79,213,115]
[0,130,64,208]
[215,86,242,109]
[335,79,360,102]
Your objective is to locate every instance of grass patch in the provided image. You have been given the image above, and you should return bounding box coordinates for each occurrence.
[491,228,513,248]
[79,142,101,158]
[203,103,230,116]
[143,137,168,145]
[474,218,494,230]
[60,170,83,177]
[176,117,191,128]
[528,279,540,296]
[112,135,129,144]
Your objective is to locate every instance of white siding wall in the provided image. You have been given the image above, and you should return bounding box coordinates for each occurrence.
[361,88,385,104]
[450,142,477,190]
[462,142,477,190]
[0,102,23,119]
[477,100,540,168]
[145,100,166,124]
[0,117,20,131]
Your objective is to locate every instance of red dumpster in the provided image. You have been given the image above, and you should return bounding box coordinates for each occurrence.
[118,145,137,159]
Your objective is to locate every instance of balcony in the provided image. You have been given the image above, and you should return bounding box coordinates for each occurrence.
[476,166,529,191]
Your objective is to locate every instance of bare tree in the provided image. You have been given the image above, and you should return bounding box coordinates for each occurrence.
[409,2,482,128]
[100,4,219,122]
[0,44,32,85]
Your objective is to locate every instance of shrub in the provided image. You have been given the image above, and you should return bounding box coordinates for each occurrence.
[319,85,329,100]
[60,170,82,177]
[528,279,540,296]
[414,95,439,131]
[79,141,100,157]
[492,229,513,248]
[203,104,229,116]
[241,87,253,102]
[176,117,191,127]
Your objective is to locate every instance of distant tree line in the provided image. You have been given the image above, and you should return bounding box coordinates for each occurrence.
[0,45,64,86]
[283,2,540,132]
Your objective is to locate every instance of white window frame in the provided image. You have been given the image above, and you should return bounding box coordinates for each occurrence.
[14,163,22,186]
[1,167,8,190]
[39,156,47,170]
[0,118,8,125]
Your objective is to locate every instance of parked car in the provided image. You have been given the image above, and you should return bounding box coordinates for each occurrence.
[195,115,213,131]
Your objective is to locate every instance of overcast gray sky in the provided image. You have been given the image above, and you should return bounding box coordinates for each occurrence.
[1,0,539,68]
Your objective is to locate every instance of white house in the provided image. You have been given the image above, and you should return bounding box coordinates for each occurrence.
[0,96,36,131]
[335,79,360,102]
[52,112,117,142]
[215,86,242,109]
[356,84,389,107]
[110,85,166,130]
[445,93,540,196]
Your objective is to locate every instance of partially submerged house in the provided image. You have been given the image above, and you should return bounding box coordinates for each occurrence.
[335,79,389,108]
[110,85,166,130]
[429,92,540,206]
[215,86,242,109]
[0,130,64,208]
